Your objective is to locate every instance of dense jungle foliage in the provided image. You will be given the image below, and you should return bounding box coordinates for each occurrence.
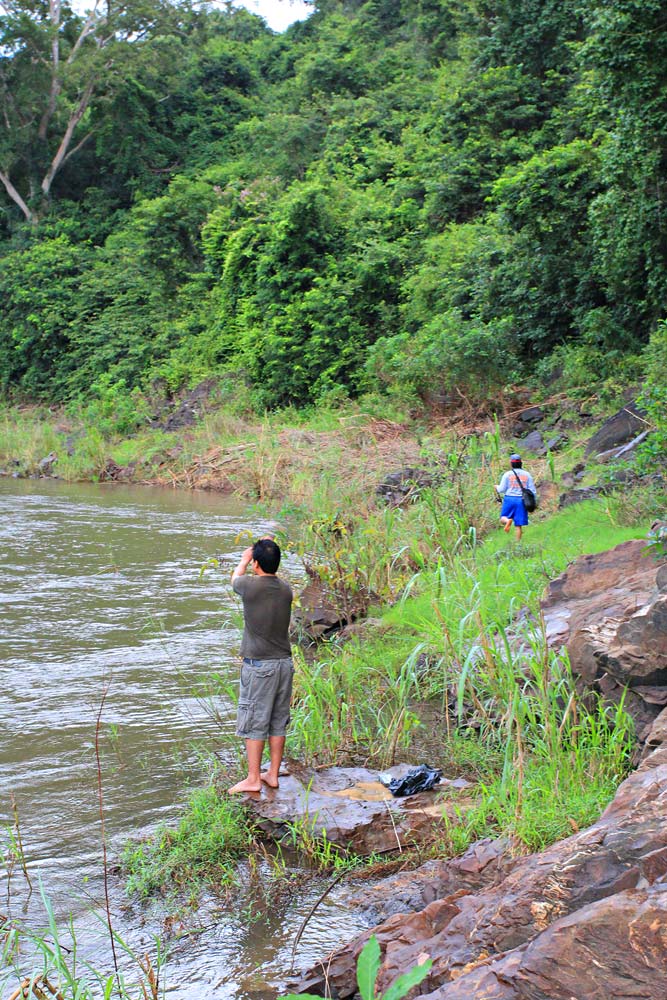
[1,0,665,410]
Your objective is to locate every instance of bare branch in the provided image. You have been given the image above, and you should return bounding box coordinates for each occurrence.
[62,128,96,166]
[38,0,62,140]
[41,77,96,196]
[67,2,105,65]
[0,168,33,222]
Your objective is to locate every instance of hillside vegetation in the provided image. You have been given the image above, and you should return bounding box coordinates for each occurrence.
[1,0,666,416]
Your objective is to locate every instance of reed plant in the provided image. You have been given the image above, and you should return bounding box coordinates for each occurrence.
[1,881,165,1000]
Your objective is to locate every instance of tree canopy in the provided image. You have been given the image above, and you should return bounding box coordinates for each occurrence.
[0,0,664,406]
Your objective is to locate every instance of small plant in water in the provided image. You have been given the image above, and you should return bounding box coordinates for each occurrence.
[282,934,431,1000]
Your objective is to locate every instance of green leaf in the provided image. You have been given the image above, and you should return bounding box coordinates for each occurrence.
[380,958,433,1000]
[281,995,322,999]
[357,935,382,1000]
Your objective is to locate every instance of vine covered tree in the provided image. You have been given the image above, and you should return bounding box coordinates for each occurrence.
[0,0,188,223]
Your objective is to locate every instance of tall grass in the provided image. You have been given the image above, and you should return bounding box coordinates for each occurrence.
[283,497,644,855]
[122,783,256,899]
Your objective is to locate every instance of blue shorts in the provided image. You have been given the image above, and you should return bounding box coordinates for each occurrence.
[500,495,528,527]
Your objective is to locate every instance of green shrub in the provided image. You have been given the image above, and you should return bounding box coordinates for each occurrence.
[122,785,255,898]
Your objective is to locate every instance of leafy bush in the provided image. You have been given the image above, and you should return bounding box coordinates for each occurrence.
[636,321,667,472]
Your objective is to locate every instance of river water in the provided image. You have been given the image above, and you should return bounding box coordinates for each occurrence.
[0,480,367,997]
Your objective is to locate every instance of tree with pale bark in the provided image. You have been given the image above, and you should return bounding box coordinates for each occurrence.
[0,0,187,224]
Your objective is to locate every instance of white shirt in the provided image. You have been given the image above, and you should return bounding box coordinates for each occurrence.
[497,468,536,498]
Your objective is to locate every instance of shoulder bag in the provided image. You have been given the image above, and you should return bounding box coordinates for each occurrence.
[513,469,537,512]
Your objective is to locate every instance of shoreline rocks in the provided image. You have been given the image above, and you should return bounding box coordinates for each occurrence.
[294,752,667,999]
[241,763,472,857]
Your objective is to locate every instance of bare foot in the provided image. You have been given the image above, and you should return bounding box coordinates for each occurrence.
[260,772,279,788]
[227,778,262,794]
[503,519,513,533]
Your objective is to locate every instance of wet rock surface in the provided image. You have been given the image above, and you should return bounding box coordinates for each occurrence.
[295,754,667,998]
[347,838,514,924]
[242,763,471,856]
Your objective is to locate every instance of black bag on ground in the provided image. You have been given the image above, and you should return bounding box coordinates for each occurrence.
[513,470,537,512]
[379,764,442,797]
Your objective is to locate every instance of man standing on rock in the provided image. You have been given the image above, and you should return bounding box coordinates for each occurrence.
[495,454,537,542]
[228,537,294,795]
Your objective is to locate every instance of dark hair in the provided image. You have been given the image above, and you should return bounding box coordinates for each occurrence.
[252,538,281,574]
[510,457,522,468]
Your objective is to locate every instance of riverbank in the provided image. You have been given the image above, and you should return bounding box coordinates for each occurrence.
[2,393,665,996]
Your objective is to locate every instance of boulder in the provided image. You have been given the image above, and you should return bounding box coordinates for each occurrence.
[518,430,544,455]
[294,755,667,998]
[38,451,57,474]
[544,433,566,452]
[292,577,348,641]
[241,763,472,857]
[541,540,667,732]
[594,428,651,464]
[584,401,647,457]
[558,485,603,508]
[376,468,438,506]
[517,406,544,424]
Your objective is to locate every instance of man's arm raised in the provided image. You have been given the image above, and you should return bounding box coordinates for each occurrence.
[232,545,255,581]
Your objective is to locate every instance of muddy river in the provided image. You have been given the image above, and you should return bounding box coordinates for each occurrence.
[0,479,367,997]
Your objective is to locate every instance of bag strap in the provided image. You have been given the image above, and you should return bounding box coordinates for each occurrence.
[512,469,525,490]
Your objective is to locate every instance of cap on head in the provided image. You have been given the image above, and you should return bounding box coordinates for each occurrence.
[510,453,522,467]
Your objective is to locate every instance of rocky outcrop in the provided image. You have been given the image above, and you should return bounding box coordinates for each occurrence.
[151,378,219,431]
[376,468,439,506]
[294,753,667,998]
[241,763,471,857]
[541,538,667,749]
[419,881,667,999]
[294,539,667,999]
[347,838,514,924]
[292,576,350,641]
[584,401,647,457]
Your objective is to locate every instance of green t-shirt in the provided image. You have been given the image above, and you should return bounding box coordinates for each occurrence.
[232,574,293,660]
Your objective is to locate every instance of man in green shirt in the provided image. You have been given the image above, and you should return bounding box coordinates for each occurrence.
[228,537,293,794]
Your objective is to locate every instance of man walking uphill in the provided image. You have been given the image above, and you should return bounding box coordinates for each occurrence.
[228,537,293,795]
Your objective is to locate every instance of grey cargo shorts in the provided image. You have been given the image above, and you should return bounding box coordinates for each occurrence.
[236,656,294,740]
